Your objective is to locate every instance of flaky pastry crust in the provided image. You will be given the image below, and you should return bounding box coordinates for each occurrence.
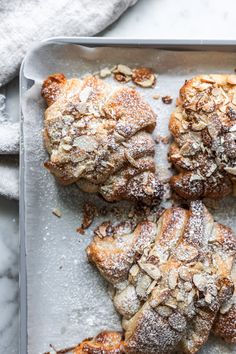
[87,201,236,354]
[41,74,163,204]
[169,75,236,200]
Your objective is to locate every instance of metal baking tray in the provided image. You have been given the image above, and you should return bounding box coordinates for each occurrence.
[20,38,236,354]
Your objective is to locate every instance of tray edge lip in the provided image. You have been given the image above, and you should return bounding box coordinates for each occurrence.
[19,36,236,354]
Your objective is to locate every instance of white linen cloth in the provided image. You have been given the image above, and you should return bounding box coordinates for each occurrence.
[0,0,137,199]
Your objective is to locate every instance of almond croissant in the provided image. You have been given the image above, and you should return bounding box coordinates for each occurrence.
[169,75,236,200]
[87,201,236,354]
[41,74,163,204]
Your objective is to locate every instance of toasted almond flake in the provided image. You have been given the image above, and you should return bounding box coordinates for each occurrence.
[232,92,236,105]
[200,76,216,84]
[136,274,152,298]
[153,94,160,100]
[130,264,139,276]
[132,67,156,88]
[205,292,212,304]
[190,174,205,182]
[230,124,236,132]
[168,269,178,290]
[193,274,207,291]
[138,262,162,281]
[162,96,173,104]
[73,135,98,152]
[117,64,132,76]
[191,121,207,131]
[124,151,139,168]
[61,143,72,151]
[227,76,236,85]
[224,166,236,175]
[52,208,62,218]
[205,163,217,177]
[146,280,157,294]
[184,282,192,292]
[137,76,156,88]
[176,244,199,262]
[150,288,170,307]
[100,67,111,78]
[179,266,192,281]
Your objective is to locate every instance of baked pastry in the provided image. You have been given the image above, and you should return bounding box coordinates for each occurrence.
[169,75,236,200]
[87,201,236,354]
[41,74,163,204]
[73,331,125,354]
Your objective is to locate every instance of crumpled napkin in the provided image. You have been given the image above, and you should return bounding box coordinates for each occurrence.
[0,0,138,199]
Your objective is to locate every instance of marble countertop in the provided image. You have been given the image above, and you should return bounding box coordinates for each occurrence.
[1,0,236,353]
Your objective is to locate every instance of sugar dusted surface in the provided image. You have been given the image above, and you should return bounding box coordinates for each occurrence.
[22,44,236,353]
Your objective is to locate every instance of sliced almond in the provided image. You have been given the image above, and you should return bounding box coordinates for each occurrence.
[179,266,192,282]
[100,67,112,78]
[192,121,207,131]
[227,76,236,85]
[117,64,132,76]
[146,280,157,295]
[231,92,236,105]
[224,166,236,175]
[150,288,170,308]
[168,269,178,290]
[193,273,207,291]
[73,135,98,152]
[52,208,62,218]
[176,244,199,262]
[132,67,156,88]
[136,274,152,299]
[61,143,72,151]
[138,262,162,281]
[229,124,236,132]
[200,76,216,84]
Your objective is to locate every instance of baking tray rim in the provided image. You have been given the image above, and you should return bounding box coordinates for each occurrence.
[19,36,236,354]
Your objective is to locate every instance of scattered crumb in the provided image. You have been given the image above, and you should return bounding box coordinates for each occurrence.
[77,202,97,234]
[52,208,62,218]
[100,67,111,78]
[162,95,173,104]
[155,135,162,144]
[155,135,170,144]
[132,67,156,88]
[161,135,170,144]
[76,227,85,235]
[153,94,160,100]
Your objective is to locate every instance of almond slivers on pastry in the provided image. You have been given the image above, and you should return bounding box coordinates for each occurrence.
[169,75,236,200]
[41,74,164,205]
[87,201,236,354]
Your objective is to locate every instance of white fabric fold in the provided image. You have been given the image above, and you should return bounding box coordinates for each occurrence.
[0,0,137,86]
[0,0,138,199]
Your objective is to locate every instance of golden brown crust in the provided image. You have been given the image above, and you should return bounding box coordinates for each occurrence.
[41,73,67,106]
[42,74,163,204]
[87,201,236,354]
[73,331,125,354]
[213,304,236,344]
[169,75,236,200]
